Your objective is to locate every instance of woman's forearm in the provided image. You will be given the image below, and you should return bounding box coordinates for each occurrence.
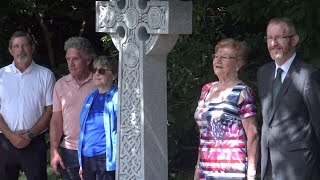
[246,131,259,178]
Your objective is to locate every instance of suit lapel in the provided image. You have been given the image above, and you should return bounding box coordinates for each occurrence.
[264,64,275,124]
[269,58,301,124]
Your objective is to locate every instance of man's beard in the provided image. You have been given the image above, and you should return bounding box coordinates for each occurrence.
[271,50,284,61]
[16,53,29,64]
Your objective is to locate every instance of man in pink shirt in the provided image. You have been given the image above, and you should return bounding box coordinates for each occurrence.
[50,37,96,180]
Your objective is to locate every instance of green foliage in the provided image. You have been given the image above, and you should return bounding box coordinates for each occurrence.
[18,166,61,180]
[47,166,61,180]
[0,0,96,67]
[100,0,320,178]
[166,0,320,178]
[101,34,119,57]
[1,0,319,179]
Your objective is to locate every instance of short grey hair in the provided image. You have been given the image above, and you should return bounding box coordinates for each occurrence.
[64,37,96,60]
[215,38,250,63]
[93,55,118,75]
[268,17,297,35]
[9,31,34,48]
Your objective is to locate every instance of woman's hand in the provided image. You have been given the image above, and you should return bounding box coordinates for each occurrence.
[79,167,84,180]
[247,167,256,180]
[242,116,259,180]
[194,165,199,180]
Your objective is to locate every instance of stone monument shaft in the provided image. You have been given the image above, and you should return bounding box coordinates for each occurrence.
[96,0,192,179]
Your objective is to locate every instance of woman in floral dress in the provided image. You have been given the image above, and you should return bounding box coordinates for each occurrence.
[194,38,259,180]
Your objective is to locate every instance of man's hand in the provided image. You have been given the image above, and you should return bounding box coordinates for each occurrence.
[50,150,65,175]
[19,130,33,142]
[9,130,30,149]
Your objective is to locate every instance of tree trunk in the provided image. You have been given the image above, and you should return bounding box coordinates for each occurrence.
[35,13,55,68]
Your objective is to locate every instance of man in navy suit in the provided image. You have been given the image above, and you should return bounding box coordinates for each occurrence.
[258,17,320,180]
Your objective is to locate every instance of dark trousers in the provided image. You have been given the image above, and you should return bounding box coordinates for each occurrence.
[60,147,81,180]
[0,133,47,180]
[206,177,245,180]
[82,154,115,180]
[264,149,273,180]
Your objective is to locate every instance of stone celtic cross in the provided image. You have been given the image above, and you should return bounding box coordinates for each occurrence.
[96,0,192,179]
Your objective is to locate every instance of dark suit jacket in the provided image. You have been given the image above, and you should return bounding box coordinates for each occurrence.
[257,56,320,180]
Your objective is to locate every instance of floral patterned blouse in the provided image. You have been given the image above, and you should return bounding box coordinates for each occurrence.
[195,82,256,180]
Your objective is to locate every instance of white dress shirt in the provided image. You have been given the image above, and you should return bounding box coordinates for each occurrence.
[274,53,296,82]
[0,61,55,132]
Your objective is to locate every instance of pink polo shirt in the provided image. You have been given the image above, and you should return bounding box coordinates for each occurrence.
[53,74,95,150]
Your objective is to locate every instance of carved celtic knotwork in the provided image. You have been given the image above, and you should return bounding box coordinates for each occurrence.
[141,5,167,31]
[110,34,120,50]
[127,29,136,44]
[98,6,116,28]
[96,0,192,179]
[144,34,158,54]
[125,8,139,29]
[119,60,142,179]
[123,43,139,67]
[148,7,161,28]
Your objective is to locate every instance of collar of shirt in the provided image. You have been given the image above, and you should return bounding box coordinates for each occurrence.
[65,73,93,85]
[11,60,36,74]
[92,85,117,98]
[274,52,296,82]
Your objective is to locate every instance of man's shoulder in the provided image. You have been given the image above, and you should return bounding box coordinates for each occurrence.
[53,74,71,90]
[298,62,320,82]
[34,63,53,73]
[257,61,274,76]
[32,63,54,79]
[299,61,318,72]
[259,61,274,71]
[55,74,72,84]
[0,63,13,73]
[290,58,318,76]
[0,63,12,69]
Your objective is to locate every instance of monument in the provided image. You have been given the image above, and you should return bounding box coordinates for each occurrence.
[96,0,192,179]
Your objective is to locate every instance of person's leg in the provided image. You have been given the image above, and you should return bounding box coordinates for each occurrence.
[82,156,96,180]
[101,171,115,180]
[60,147,81,180]
[20,134,47,180]
[0,134,20,180]
[264,149,273,180]
[94,154,115,180]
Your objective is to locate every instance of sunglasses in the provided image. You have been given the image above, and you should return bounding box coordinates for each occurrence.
[92,68,112,75]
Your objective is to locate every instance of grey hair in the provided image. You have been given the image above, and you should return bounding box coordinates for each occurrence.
[268,17,297,35]
[215,38,250,63]
[64,37,96,60]
[93,55,118,75]
[9,31,34,48]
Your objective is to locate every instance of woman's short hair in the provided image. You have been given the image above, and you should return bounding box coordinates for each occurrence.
[214,38,250,64]
[93,55,118,75]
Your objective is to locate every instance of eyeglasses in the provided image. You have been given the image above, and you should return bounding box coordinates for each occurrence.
[212,54,236,61]
[92,68,112,75]
[264,35,296,42]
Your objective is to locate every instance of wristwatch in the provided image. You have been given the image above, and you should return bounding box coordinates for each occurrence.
[27,130,35,139]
